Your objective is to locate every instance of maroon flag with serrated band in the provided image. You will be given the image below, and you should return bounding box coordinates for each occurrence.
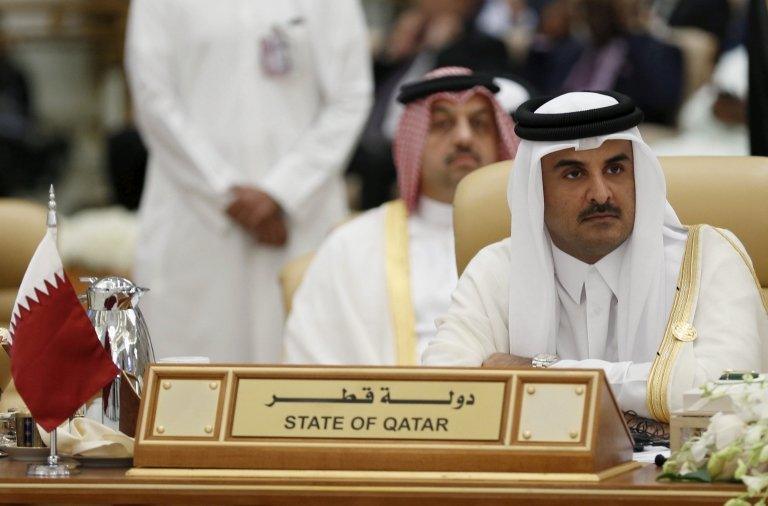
[8,229,119,432]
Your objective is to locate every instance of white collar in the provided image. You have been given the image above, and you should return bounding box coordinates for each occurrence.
[552,239,628,304]
[414,196,453,228]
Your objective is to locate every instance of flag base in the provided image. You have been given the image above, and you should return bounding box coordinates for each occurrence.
[26,461,80,477]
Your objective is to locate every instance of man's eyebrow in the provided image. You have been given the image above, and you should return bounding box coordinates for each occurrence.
[468,106,494,118]
[431,105,453,116]
[552,158,584,169]
[604,153,631,164]
[552,152,632,170]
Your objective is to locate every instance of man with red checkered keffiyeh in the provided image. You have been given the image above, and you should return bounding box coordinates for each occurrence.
[283,67,521,366]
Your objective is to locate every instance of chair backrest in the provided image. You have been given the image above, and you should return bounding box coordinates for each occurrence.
[0,198,46,327]
[453,156,768,299]
[279,251,316,316]
[0,198,45,412]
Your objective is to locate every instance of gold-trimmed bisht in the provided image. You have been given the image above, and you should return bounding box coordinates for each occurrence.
[646,225,702,423]
[384,200,418,366]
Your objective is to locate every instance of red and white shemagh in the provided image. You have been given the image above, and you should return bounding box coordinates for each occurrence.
[9,229,119,432]
[393,67,520,213]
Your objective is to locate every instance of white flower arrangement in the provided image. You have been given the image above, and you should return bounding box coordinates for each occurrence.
[661,375,768,505]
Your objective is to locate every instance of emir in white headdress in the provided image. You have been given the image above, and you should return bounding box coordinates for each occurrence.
[507,91,687,363]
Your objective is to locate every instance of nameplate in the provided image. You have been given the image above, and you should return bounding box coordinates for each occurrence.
[133,365,635,477]
[231,378,504,440]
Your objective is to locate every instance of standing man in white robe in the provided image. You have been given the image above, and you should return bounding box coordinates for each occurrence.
[283,67,520,365]
[125,0,373,363]
[423,91,768,421]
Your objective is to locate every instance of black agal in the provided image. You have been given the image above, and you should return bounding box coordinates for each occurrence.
[396,74,499,105]
[513,91,644,141]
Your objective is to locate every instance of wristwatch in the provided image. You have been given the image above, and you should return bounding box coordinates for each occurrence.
[532,353,559,368]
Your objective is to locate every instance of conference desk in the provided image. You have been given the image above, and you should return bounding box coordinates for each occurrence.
[0,460,743,505]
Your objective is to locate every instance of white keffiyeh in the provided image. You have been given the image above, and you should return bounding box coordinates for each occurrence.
[506,92,687,363]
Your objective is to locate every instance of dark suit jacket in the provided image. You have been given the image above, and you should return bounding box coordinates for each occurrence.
[522,33,684,126]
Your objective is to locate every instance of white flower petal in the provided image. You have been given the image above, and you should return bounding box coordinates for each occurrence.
[742,474,768,494]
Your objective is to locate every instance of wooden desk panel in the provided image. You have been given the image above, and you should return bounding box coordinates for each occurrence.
[0,461,744,505]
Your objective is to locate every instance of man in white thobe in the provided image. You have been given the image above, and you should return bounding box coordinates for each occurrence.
[283,67,520,365]
[423,91,768,422]
[125,1,373,363]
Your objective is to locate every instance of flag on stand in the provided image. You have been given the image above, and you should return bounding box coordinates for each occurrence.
[8,228,119,432]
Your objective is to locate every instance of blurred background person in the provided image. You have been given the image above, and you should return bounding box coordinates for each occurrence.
[652,0,732,52]
[475,0,539,65]
[105,125,146,212]
[524,0,684,126]
[347,0,515,210]
[652,44,749,155]
[283,67,520,365]
[0,29,68,199]
[125,0,373,363]
[520,0,582,94]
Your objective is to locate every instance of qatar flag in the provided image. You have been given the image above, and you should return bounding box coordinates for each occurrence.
[8,229,119,432]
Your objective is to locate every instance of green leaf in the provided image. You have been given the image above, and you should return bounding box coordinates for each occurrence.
[657,469,713,483]
[735,459,748,480]
[708,454,724,477]
[682,469,714,482]
[719,446,744,460]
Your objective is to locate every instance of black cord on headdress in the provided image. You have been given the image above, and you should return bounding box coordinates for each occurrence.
[513,90,644,141]
[396,74,500,105]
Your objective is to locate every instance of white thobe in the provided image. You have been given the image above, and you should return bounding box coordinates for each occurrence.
[423,226,768,417]
[548,241,651,414]
[283,198,456,365]
[125,0,372,362]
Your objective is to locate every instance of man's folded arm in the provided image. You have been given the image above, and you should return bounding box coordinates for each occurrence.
[423,242,512,366]
[553,227,768,418]
[553,359,653,417]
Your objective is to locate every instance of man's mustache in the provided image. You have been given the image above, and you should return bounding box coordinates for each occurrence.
[578,202,621,222]
[445,148,481,165]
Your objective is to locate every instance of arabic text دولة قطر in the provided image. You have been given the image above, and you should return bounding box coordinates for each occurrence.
[264,387,476,409]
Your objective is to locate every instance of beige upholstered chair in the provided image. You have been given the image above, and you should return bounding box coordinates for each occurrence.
[0,199,47,327]
[453,157,768,302]
[0,198,46,412]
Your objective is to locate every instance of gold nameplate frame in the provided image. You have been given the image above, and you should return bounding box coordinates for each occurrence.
[132,365,636,478]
